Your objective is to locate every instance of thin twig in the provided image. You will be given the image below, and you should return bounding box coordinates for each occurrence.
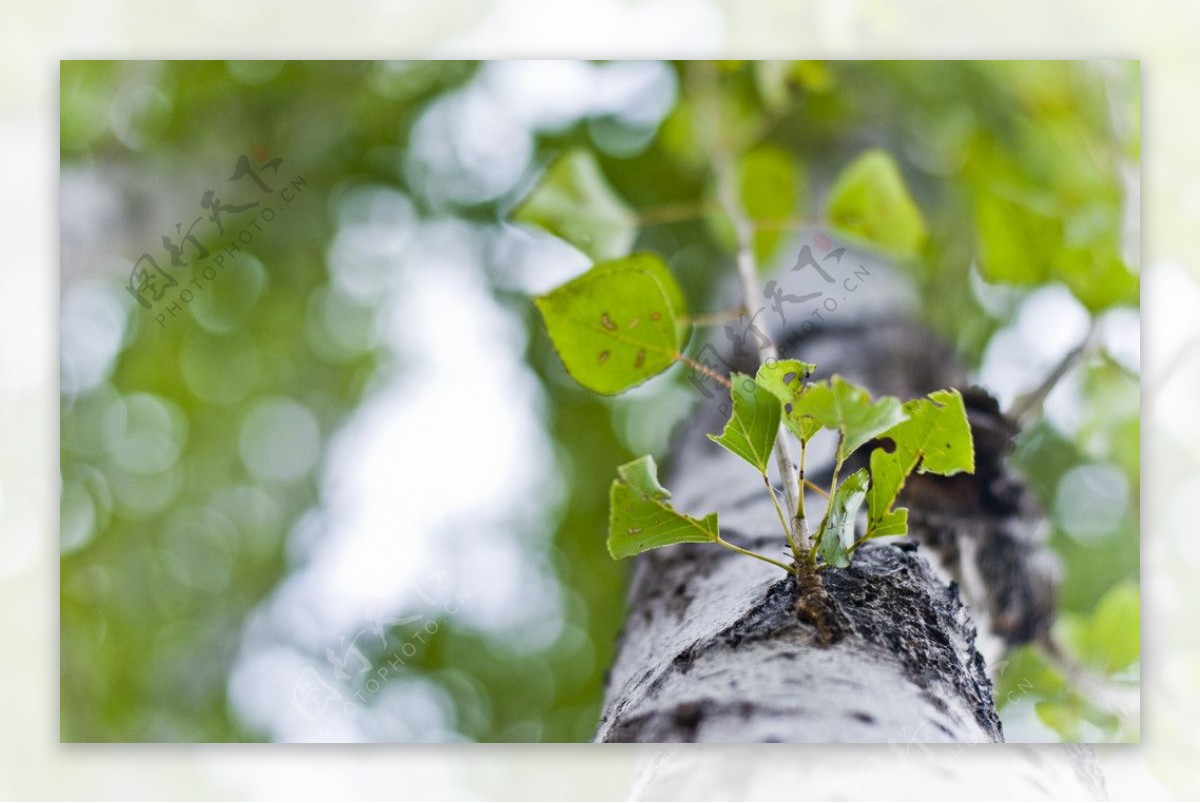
[1008,320,1103,427]
[696,62,808,552]
[1037,633,1139,736]
[688,308,747,327]
[635,200,714,226]
[716,536,794,573]
[676,353,732,388]
[803,479,830,499]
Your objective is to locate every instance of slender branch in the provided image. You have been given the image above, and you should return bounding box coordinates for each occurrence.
[676,353,732,388]
[635,200,714,226]
[804,478,830,499]
[848,533,875,554]
[696,62,808,552]
[688,308,747,327]
[1008,319,1102,427]
[806,435,846,565]
[806,535,821,566]
[1037,633,1139,736]
[817,435,845,535]
[754,214,826,232]
[716,536,794,573]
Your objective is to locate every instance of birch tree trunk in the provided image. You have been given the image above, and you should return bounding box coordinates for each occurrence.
[595,319,1060,747]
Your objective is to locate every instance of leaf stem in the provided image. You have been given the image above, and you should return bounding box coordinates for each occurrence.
[676,353,732,388]
[635,200,714,226]
[808,435,846,564]
[816,434,845,537]
[716,535,794,573]
[804,479,830,499]
[765,474,800,560]
[848,533,874,554]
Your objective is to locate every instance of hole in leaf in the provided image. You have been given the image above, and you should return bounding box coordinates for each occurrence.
[784,403,794,414]
[783,371,797,385]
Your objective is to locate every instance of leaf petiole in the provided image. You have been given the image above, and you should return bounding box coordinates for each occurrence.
[804,479,830,499]
[765,474,800,560]
[716,535,794,573]
[677,353,732,388]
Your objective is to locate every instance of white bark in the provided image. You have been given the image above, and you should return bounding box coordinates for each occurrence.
[595,536,999,743]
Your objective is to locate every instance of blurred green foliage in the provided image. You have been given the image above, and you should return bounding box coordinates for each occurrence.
[61,60,1138,743]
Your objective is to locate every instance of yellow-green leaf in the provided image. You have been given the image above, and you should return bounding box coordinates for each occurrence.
[792,376,906,462]
[707,374,781,473]
[1057,582,1140,676]
[740,144,804,263]
[608,455,720,559]
[534,253,690,395]
[826,149,927,259]
[866,388,974,539]
[754,359,819,442]
[817,468,870,568]
[514,149,636,262]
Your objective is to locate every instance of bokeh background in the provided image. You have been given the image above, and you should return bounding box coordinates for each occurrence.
[0,0,1196,797]
[59,59,1138,744]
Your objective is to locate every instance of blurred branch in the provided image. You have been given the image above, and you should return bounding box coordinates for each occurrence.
[1038,634,1139,737]
[1008,319,1103,428]
[695,62,807,556]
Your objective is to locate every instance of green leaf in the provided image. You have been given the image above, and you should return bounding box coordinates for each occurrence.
[534,253,691,395]
[973,185,1059,285]
[1058,248,1140,313]
[792,376,907,462]
[513,149,636,262]
[866,388,975,539]
[754,61,835,111]
[867,508,909,540]
[817,468,869,568]
[739,144,803,263]
[826,149,927,259]
[1058,582,1140,675]
[754,359,819,441]
[707,374,781,473]
[608,455,720,559]
[972,182,1138,312]
[1035,700,1082,741]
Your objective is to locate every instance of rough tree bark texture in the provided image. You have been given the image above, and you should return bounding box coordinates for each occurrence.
[596,320,1061,746]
